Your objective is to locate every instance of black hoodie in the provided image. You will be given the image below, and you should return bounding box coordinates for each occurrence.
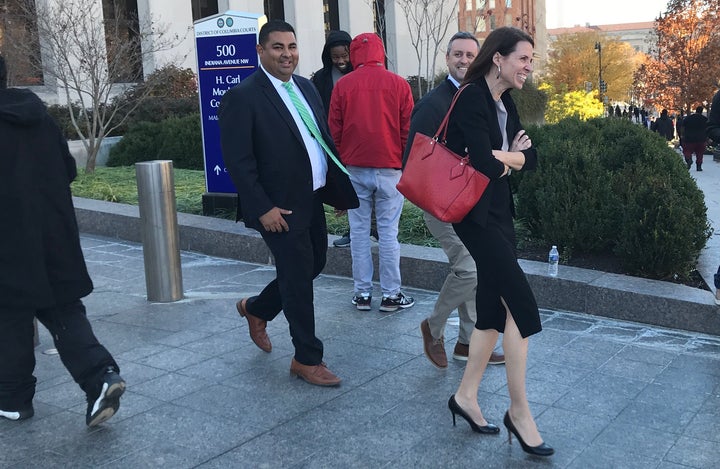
[0,88,92,309]
[311,30,353,115]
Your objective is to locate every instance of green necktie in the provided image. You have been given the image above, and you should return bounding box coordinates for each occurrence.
[281,81,349,176]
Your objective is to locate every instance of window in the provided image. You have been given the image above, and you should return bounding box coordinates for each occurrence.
[490,14,496,30]
[323,0,339,33]
[102,0,142,83]
[465,16,473,32]
[191,0,218,21]
[0,0,43,86]
[465,0,473,11]
[264,0,284,20]
[506,0,512,6]
[489,0,496,8]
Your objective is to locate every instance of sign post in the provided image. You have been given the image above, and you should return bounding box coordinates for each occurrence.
[194,11,266,214]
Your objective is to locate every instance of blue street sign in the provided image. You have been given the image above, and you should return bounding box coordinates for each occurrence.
[194,11,266,193]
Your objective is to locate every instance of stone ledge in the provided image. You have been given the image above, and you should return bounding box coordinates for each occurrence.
[73,197,720,336]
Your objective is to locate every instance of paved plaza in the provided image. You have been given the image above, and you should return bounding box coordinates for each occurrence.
[1,232,719,468]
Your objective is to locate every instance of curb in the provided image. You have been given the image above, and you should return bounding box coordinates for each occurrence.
[73,197,720,336]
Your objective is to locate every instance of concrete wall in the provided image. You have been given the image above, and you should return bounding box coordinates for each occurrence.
[73,197,720,336]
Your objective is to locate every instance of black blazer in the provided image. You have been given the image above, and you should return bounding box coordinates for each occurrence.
[445,78,537,227]
[218,69,358,231]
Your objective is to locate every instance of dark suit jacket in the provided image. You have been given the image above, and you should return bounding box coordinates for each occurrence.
[218,69,358,232]
[445,78,537,227]
[402,77,456,167]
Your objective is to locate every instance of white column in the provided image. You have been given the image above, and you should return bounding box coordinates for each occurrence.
[137,0,195,74]
[222,0,265,13]
[282,0,327,78]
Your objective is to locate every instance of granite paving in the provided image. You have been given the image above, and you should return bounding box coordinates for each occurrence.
[1,234,719,468]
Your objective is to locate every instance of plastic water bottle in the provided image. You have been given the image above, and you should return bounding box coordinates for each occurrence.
[548,245,559,277]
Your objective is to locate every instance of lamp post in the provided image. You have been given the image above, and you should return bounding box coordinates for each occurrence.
[595,41,604,115]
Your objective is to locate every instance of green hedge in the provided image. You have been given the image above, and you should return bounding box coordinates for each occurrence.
[107,113,203,170]
[515,117,711,280]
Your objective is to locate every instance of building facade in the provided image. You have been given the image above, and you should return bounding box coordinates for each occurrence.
[457,0,546,75]
[1,0,464,104]
[547,22,655,55]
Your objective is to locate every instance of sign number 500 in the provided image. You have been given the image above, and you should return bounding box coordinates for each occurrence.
[216,45,236,57]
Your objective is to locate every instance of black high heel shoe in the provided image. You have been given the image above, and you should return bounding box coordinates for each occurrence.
[503,411,554,456]
[448,395,500,434]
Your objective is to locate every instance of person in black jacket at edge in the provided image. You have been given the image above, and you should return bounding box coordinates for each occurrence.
[0,55,125,427]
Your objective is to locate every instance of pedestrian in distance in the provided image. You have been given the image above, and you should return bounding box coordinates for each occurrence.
[218,20,358,387]
[403,31,505,368]
[682,106,708,171]
[653,109,675,141]
[0,55,125,427]
[329,32,415,313]
[442,27,553,457]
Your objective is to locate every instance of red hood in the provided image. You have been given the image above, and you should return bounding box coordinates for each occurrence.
[349,33,386,69]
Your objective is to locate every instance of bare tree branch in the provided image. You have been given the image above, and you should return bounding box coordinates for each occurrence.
[7,0,186,172]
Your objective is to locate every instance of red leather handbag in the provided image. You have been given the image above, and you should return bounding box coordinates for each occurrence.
[397,85,489,223]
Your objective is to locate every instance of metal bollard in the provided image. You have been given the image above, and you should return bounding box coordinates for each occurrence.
[136,160,184,302]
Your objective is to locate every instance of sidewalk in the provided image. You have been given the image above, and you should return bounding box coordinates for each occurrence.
[1,234,719,468]
[691,151,720,295]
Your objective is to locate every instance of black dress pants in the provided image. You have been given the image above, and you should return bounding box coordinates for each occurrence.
[0,299,118,411]
[246,195,328,365]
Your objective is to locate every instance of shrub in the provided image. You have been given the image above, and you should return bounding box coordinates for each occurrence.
[47,103,86,140]
[107,113,203,170]
[110,65,199,134]
[516,117,711,280]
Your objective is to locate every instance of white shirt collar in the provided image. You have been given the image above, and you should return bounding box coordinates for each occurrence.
[260,63,295,89]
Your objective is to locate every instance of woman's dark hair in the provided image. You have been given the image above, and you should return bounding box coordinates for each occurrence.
[258,20,295,47]
[463,27,534,85]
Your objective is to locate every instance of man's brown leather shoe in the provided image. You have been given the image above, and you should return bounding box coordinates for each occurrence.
[290,358,341,387]
[421,319,447,368]
[236,298,272,352]
[488,351,505,365]
[452,342,469,361]
[452,343,505,365]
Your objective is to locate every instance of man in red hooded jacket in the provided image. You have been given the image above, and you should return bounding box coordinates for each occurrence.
[328,33,415,313]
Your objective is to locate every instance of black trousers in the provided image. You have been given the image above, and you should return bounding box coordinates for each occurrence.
[246,196,328,365]
[0,299,118,411]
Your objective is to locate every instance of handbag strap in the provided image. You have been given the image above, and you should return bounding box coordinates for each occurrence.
[435,84,470,142]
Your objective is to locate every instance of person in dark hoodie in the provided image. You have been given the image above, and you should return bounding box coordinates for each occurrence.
[329,33,415,312]
[652,109,675,141]
[311,30,353,115]
[0,55,125,426]
[312,30,366,248]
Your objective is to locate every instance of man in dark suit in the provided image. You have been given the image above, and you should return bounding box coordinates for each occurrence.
[403,32,505,369]
[218,20,357,387]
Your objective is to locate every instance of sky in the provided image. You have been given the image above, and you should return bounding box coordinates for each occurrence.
[545,0,669,29]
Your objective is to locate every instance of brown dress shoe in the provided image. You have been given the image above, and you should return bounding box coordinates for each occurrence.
[421,319,447,368]
[236,298,272,352]
[452,342,469,361]
[290,358,341,387]
[452,343,505,365]
[488,351,505,365]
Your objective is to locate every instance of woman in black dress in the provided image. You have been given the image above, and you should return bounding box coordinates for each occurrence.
[444,27,553,457]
